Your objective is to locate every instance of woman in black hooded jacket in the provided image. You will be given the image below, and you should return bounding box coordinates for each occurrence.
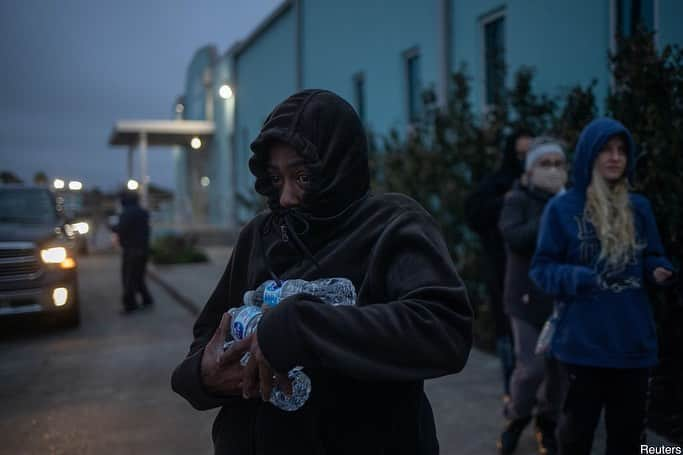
[171,90,473,455]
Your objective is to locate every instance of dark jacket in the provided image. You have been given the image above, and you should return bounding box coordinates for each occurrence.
[112,195,149,250]
[464,132,527,237]
[171,90,473,455]
[463,130,530,337]
[530,117,674,368]
[499,181,555,328]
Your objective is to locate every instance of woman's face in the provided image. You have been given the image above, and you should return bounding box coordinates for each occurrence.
[595,135,628,183]
[266,143,310,208]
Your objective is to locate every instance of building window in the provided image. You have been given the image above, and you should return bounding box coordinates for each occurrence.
[616,0,655,38]
[353,72,366,124]
[481,9,506,107]
[404,48,422,124]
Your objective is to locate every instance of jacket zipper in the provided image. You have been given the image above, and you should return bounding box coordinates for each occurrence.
[280,224,289,242]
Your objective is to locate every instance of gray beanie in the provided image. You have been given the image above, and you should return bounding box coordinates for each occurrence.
[525,136,566,171]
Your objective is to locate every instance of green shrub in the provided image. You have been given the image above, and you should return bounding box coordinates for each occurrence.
[150,233,208,265]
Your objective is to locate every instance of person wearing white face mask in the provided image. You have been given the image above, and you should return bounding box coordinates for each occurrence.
[526,141,568,195]
[496,137,568,455]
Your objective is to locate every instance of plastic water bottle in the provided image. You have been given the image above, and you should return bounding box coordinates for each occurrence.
[225,277,356,411]
[223,304,312,412]
[244,278,356,308]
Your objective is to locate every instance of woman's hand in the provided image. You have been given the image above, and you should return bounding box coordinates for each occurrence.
[242,332,292,402]
[200,312,251,395]
[653,267,673,284]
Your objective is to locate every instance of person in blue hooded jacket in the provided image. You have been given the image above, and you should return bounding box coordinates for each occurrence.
[530,118,675,455]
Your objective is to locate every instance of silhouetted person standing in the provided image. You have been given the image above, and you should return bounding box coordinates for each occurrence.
[112,191,153,313]
[464,128,533,399]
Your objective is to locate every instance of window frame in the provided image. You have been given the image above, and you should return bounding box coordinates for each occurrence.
[610,0,659,53]
[403,46,422,126]
[479,6,506,113]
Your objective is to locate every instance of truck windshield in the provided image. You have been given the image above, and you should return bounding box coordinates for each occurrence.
[0,189,58,224]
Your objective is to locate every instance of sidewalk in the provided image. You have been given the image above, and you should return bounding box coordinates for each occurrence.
[148,246,233,316]
[149,246,676,454]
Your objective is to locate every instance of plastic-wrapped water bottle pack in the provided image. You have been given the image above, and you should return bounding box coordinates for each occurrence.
[223,277,356,411]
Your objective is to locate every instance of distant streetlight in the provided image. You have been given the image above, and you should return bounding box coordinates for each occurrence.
[191,137,202,150]
[200,176,210,187]
[68,181,83,191]
[127,179,139,191]
[175,103,184,114]
[219,84,233,99]
[53,178,65,189]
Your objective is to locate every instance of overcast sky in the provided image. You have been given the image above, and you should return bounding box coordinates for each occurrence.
[0,0,281,191]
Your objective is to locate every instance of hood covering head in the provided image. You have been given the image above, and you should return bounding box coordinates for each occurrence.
[573,117,637,192]
[120,191,139,207]
[249,89,369,218]
[501,127,534,176]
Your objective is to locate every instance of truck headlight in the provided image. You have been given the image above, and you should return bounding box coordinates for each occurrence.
[41,247,67,263]
[40,247,76,269]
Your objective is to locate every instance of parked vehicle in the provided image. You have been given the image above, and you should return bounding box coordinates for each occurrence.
[0,186,80,327]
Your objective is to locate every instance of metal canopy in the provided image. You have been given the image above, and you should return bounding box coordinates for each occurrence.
[108,120,215,147]
[108,119,215,208]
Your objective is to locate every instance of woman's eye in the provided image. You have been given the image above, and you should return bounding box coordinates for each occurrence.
[269,175,282,185]
[297,174,311,185]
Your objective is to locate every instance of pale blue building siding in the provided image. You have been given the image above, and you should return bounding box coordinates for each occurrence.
[173,0,682,228]
[183,46,217,121]
[302,0,440,134]
[505,1,611,108]
[211,53,236,226]
[174,46,216,226]
[234,6,297,220]
[453,1,612,111]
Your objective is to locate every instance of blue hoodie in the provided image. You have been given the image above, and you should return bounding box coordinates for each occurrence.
[530,118,673,368]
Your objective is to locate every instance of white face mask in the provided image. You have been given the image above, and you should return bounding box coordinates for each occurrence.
[529,167,567,194]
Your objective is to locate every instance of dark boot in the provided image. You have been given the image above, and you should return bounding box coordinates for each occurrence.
[497,416,532,454]
[534,415,558,455]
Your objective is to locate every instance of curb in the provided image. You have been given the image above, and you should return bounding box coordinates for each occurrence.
[147,266,201,316]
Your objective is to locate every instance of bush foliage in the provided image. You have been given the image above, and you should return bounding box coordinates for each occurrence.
[150,233,208,265]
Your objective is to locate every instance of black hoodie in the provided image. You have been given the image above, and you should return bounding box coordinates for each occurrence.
[171,90,473,455]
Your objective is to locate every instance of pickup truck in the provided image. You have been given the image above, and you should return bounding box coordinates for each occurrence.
[0,186,80,327]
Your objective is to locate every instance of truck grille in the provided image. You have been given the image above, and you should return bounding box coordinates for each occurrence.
[0,242,43,281]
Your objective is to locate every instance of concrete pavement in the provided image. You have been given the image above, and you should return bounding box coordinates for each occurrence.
[0,254,216,455]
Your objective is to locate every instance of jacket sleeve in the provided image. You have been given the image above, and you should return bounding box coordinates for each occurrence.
[530,200,599,299]
[111,211,129,238]
[171,252,243,410]
[499,190,538,256]
[257,210,473,382]
[638,197,675,285]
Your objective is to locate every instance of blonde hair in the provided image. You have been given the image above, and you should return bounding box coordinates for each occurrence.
[584,167,641,268]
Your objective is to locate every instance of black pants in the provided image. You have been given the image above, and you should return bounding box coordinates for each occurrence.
[558,363,649,455]
[122,248,152,308]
